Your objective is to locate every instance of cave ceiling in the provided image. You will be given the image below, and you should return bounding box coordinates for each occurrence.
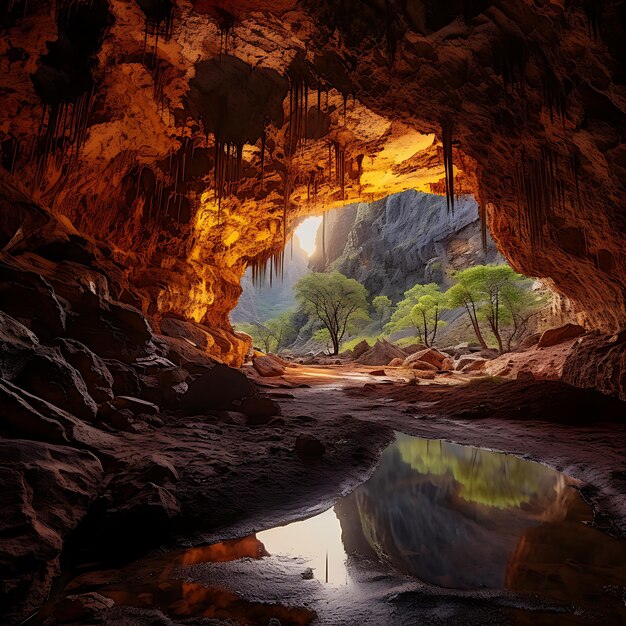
[1,0,624,331]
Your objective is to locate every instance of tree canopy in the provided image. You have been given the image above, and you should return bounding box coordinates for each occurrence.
[386,283,447,347]
[295,272,369,355]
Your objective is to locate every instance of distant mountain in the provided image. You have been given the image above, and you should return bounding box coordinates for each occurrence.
[231,236,310,324]
[309,190,502,302]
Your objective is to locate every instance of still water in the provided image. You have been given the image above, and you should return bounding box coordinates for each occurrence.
[46,433,626,623]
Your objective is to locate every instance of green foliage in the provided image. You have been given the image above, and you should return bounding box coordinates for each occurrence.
[446,265,542,353]
[235,310,296,354]
[295,272,370,355]
[372,295,392,327]
[386,283,448,347]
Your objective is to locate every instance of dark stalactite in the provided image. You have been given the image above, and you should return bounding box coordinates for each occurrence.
[441,122,455,213]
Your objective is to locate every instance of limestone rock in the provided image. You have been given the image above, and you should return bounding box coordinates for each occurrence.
[538,324,586,348]
[404,348,448,369]
[252,354,286,377]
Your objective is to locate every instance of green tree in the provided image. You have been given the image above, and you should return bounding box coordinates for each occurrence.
[386,283,447,347]
[446,265,540,354]
[295,272,369,355]
[236,311,295,354]
[372,295,392,327]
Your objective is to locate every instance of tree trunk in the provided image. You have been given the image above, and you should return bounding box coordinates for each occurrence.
[466,306,489,350]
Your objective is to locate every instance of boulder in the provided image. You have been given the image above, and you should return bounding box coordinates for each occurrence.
[440,357,454,371]
[12,346,98,421]
[183,363,256,413]
[404,348,447,368]
[69,299,156,364]
[295,434,325,460]
[240,397,281,425]
[351,340,371,359]
[160,316,215,351]
[357,339,407,366]
[388,358,405,367]
[158,334,216,373]
[252,354,286,377]
[459,357,488,373]
[132,355,189,407]
[409,360,438,372]
[370,369,387,376]
[56,338,114,403]
[538,323,586,348]
[103,359,141,397]
[0,440,102,624]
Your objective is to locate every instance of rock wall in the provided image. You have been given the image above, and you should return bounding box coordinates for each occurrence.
[309,190,501,301]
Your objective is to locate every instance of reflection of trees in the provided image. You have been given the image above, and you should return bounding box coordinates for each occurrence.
[396,435,560,509]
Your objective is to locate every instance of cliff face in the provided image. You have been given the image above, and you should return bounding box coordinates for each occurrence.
[1,0,625,344]
[309,190,501,301]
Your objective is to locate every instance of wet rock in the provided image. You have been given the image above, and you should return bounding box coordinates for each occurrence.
[183,363,256,412]
[295,434,325,460]
[51,592,114,623]
[56,338,114,403]
[358,339,406,366]
[0,440,102,624]
[252,354,286,377]
[538,323,586,348]
[240,397,281,425]
[404,348,447,369]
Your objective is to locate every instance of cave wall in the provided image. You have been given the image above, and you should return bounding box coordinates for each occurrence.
[1,0,624,354]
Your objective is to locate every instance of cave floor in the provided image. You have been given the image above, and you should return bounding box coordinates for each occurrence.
[39,364,626,626]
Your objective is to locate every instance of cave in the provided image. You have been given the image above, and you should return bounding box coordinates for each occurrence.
[0,1,625,624]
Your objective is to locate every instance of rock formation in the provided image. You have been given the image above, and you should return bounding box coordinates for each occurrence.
[310,190,501,300]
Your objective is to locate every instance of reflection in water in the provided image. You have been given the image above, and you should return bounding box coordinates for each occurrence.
[102,580,317,625]
[51,434,625,624]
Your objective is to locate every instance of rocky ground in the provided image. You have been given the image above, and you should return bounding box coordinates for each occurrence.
[23,362,626,626]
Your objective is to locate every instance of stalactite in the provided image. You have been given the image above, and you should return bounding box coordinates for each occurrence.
[584,1,604,41]
[441,122,455,213]
[478,201,488,251]
[514,147,568,250]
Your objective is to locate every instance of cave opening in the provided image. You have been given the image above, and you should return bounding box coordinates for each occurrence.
[0,2,625,625]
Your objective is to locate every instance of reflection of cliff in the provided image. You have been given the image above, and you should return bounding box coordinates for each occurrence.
[335,436,569,590]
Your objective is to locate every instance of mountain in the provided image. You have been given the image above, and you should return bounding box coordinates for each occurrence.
[309,190,501,301]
